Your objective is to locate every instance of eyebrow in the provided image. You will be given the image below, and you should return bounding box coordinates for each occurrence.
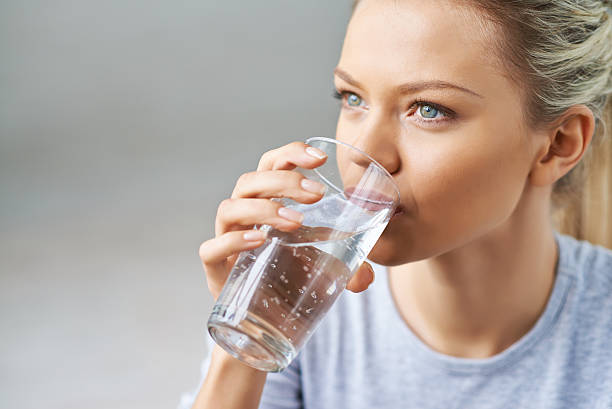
[333,67,483,99]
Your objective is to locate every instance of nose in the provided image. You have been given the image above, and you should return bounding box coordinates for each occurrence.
[346,109,401,176]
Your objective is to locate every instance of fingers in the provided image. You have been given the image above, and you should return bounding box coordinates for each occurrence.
[198,229,268,299]
[199,229,267,265]
[256,141,328,171]
[202,140,330,299]
[231,170,326,202]
[215,197,305,236]
[346,261,375,293]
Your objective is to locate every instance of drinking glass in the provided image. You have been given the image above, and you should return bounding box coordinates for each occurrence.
[207,136,401,372]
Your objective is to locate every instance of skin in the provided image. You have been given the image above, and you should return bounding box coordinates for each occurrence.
[336,0,594,357]
[194,0,595,406]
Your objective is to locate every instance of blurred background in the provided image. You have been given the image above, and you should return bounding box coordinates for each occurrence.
[0,1,351,407]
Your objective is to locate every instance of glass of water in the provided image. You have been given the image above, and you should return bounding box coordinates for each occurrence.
[207,136,401,372]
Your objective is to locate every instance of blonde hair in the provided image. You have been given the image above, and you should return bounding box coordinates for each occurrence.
[351,0,612,248]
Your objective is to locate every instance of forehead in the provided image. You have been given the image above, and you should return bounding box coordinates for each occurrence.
[340,0,503,89]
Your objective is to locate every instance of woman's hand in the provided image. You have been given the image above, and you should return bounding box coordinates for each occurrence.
[198,141,376,301]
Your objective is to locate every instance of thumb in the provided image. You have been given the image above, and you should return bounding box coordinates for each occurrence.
[345,261,375,293]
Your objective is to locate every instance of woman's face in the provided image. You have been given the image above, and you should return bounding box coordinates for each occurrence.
[335,0,539,265]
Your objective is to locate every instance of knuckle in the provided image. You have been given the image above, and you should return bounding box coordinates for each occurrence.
[257,151,273,170]
[198,240,210,261]
[217,198,234,214]
[289,141,306,149]
[236,171,253,186]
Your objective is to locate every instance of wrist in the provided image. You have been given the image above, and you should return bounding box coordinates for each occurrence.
[210,344,268,376]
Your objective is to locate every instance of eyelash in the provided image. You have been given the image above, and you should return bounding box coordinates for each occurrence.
[332,88,456,123]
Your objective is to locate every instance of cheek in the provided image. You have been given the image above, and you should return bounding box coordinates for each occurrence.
[407,123,530,235]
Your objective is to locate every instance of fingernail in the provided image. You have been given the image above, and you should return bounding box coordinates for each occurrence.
[305,146,327,159]
[278,207,304,223]
[243,230,266,241]
[300,178,326,194]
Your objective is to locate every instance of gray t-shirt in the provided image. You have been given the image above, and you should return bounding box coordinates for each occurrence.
[179,232,612,409]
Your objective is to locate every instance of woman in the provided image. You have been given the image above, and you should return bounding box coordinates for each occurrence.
[183,0,612,408]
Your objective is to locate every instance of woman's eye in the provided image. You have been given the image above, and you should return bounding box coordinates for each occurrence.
[418,104,439,119]
[333,89,366,109]
[410,101,454,122]
[347,93,363,107]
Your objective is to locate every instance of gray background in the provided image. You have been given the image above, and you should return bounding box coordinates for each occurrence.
[0,1,351,408]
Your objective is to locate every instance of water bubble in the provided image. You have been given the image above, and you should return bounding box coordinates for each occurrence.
[305,307,313,314]
[298,289,304,294]
[301,285,307,291]
[280,274,286,281]
[306,330,311,334]
[303,266,310,272]
[284,298,288,302]
[288,337,292,342]
[310,291,317,299]
[281,313,286,318]
[292,325,297,330]
[270,263,276,269]
[326,282,337,295]
[273,258,278,263]
[247,254,256,261]
[305,256,311,262]
[287,290,291,294]
[272,297,280,304]
[307,273,312,279]
[268,284,273,288]
[262,299,269,308]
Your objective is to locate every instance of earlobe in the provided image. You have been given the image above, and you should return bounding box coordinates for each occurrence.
[528,105,595,187]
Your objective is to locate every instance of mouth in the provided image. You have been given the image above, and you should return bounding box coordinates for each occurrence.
[344,186,399,213]
[391,205,405,219]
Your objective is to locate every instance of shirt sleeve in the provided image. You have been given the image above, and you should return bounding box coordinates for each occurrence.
[177,332,303,409]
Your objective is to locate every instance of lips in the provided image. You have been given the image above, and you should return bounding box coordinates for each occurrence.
[391,205,405,218]
[344,186,398,212]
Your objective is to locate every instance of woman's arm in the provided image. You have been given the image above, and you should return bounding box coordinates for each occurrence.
[190,345,268,409]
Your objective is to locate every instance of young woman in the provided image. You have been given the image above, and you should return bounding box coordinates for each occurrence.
[183,0,612,408]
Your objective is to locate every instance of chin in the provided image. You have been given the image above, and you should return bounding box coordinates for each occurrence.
[367,215,454,266]
[367,231,418,266]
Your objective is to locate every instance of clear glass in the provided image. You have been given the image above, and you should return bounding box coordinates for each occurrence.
[207,136,401,372]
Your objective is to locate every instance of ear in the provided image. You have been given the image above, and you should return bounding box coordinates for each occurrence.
[529,105,595,187]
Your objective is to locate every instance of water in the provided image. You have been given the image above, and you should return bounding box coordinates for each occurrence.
[207,192,393,371]
[207,219,389,372]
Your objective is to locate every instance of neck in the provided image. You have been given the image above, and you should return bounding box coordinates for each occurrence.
[388,187,559,358]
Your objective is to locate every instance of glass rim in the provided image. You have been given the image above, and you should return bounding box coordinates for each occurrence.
[305,136,401,204]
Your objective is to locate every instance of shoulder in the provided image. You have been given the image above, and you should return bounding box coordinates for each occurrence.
[556,232,612,294]
[550,233,612,396]
[555,232,612,354]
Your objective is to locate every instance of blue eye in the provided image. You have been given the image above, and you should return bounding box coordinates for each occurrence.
[419,104,439,118]
[347,93,362,107]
